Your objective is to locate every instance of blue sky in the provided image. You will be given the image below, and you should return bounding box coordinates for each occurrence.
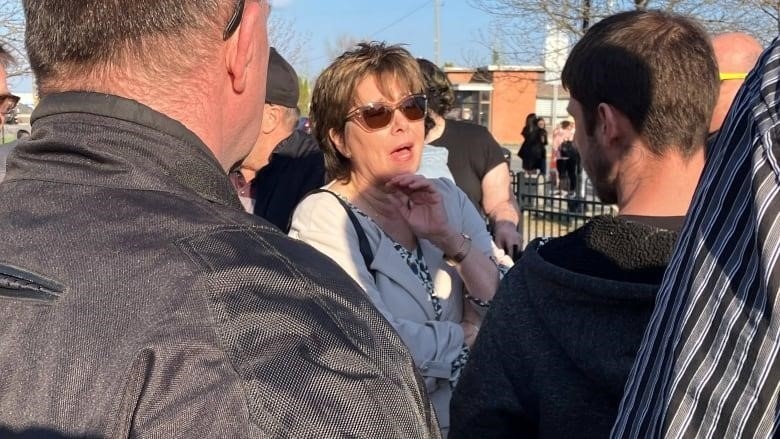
[271,0,496,78]
[9,1,496,93]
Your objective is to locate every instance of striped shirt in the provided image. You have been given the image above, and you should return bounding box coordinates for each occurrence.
[612,37,780,438]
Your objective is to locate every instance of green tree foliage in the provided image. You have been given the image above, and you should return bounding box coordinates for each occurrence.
[298,77,311,115]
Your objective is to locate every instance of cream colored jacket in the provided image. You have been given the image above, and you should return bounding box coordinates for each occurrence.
[289,177,512,433]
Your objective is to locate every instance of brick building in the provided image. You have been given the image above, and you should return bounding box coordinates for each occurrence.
[444,65,570,146]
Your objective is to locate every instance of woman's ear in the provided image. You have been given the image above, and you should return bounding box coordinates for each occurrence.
[329,128,351,158]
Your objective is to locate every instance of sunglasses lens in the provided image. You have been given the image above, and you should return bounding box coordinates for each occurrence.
[399,95,426,121]
[349,94,427,130]
[361,106,393,129]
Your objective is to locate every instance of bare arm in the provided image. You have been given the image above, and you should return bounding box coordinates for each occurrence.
[434,231,501,304]
[481,162,522,254]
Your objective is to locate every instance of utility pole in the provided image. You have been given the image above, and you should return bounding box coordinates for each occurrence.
[583,0,591,30]
[434,0,441,65]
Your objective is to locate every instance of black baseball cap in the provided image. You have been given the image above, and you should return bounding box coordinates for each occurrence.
[265,47,299,108]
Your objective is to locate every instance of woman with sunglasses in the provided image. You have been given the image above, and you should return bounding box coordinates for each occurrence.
[288,42,512,437]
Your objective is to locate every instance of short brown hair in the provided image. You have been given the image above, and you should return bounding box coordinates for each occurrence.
[23,0,233,95]
[310,41,424,183]
[562,10,718,157]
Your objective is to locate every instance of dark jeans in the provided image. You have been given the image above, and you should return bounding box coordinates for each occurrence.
[565,159,578,192]
[556,159,569,189]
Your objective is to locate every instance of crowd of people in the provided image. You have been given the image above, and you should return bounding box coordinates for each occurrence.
[0,1,777,438]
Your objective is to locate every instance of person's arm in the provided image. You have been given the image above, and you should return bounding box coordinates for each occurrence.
[551,127,562,150]
[471,125,521,255]
[385,174,507,304]
[461,298,482,349]
[481,162,521,255]
[175,228,440,437]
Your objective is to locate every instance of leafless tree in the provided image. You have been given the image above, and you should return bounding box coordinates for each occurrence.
[468,0,774,66]
[324,33,363,61]
[0,0,28,78]
[269,14,310,68]
[0,4,310,78]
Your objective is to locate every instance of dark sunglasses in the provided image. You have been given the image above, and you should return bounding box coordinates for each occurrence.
[345,94,427,132]
[0,94,19,114]
[223,0,245,40]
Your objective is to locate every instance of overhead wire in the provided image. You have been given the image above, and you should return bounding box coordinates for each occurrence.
[300,0,435,68]
[369,0,433,38]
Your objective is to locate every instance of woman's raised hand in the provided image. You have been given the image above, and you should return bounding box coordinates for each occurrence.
[385,174,454,246]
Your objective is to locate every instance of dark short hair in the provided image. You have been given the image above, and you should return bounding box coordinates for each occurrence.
[23,0,232,95]
[562,10,718,157]
[311,41,424,183]
[417,58,454,117]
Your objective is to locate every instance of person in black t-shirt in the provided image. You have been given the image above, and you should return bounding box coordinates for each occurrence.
[417,58,522,255]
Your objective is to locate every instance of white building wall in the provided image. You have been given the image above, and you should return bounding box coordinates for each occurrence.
[535,97,570,127]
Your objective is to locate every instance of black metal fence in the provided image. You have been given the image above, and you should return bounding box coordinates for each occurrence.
[511,171,616,243]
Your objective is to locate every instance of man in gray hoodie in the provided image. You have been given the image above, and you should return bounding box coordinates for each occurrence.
[450,10,719,439]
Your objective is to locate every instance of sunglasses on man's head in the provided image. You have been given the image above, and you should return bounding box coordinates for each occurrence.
[720,72,748,81]
[0,94,19,114]
[345,94,427,132]
[223,0,245,40]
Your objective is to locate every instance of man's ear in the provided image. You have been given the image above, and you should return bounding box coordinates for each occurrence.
[596,103,629,148]
[329,128,351,158]
[226,1,264,94]
[260,104,276,134]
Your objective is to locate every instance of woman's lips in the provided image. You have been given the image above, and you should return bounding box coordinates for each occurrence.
[390,144,414,161]
[390,141,415,155]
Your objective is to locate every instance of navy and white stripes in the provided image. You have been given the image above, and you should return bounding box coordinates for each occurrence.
[612,37,780,438]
